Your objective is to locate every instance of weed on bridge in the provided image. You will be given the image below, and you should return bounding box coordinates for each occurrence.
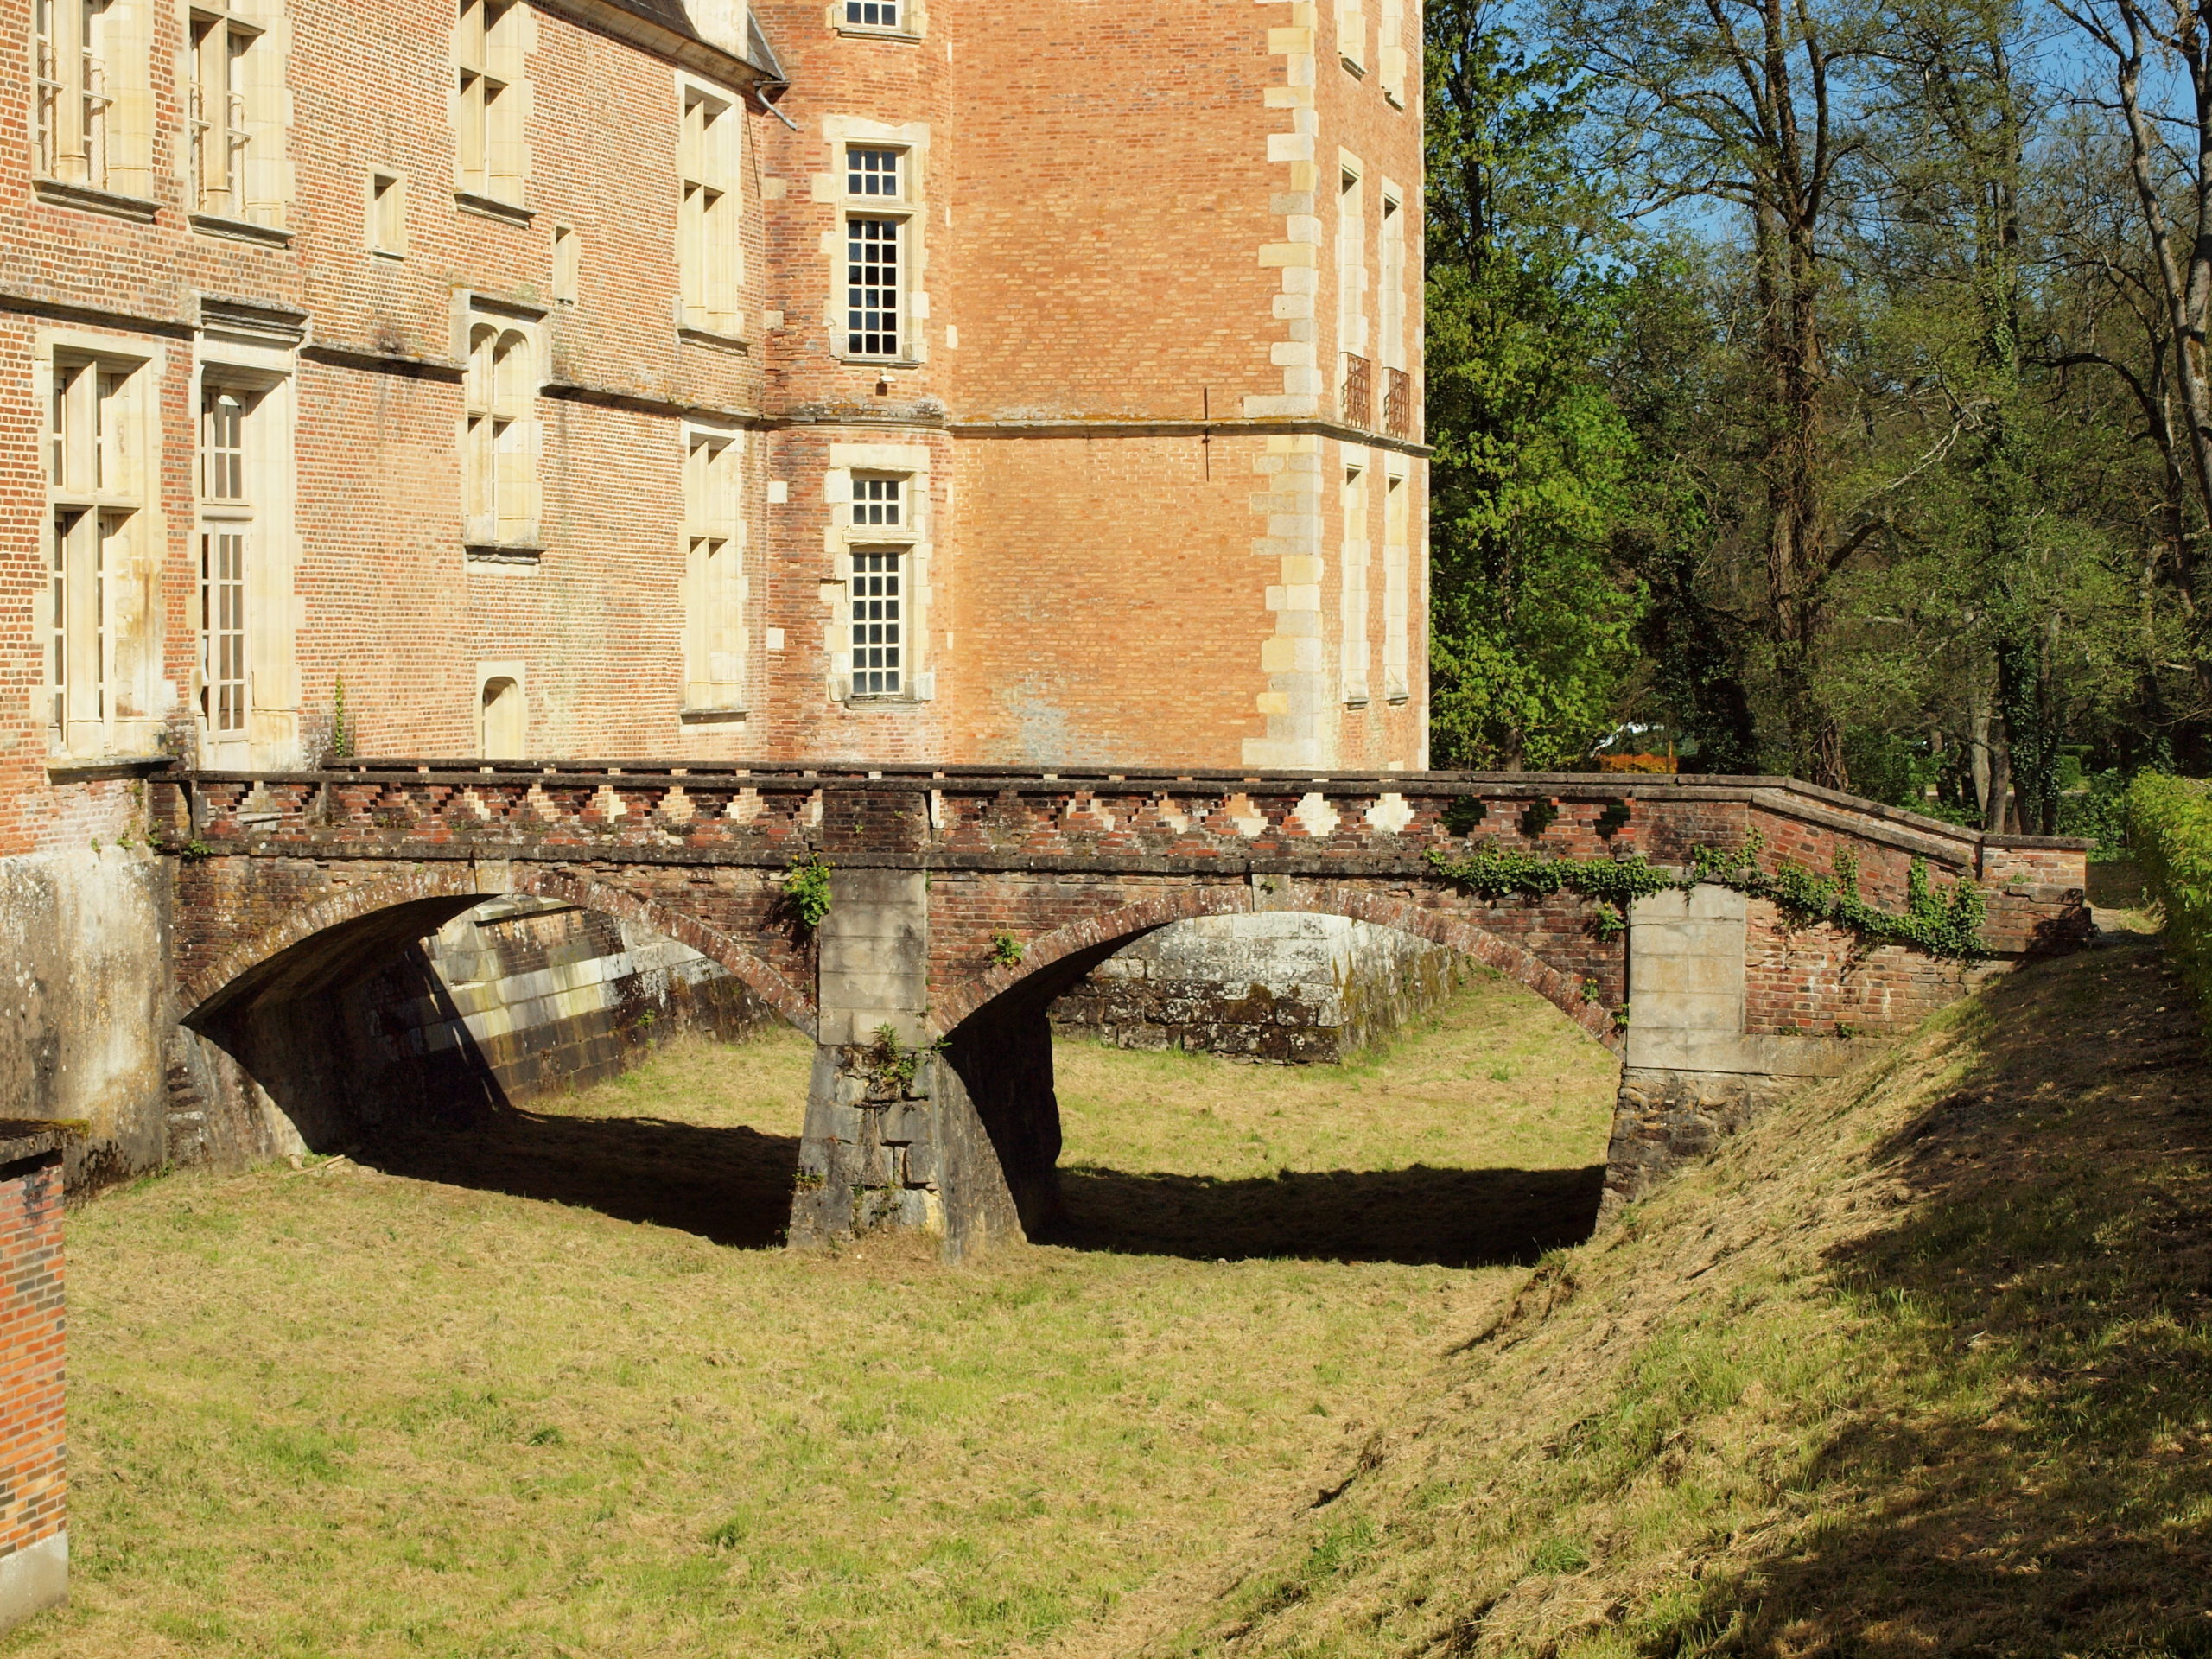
[10,973,1615,1658]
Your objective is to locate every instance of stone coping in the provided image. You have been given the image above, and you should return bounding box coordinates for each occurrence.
[157,764,2094,861]
[0,1122,78,1166]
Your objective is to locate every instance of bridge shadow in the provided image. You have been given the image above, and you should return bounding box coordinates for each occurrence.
[1046,1162,1606,1268]
[352,1105,1601,1268]
[354,1108,805,1250]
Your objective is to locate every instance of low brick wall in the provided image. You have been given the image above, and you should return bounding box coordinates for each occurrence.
[0,1124,67,1632]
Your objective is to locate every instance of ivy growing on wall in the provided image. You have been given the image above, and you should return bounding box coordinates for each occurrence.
[1423,830,1987,960]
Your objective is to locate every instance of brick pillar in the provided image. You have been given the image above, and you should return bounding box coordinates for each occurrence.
[0,1125,68,1632]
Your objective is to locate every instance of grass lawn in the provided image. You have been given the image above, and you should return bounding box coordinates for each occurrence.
[14,969,1615,1659]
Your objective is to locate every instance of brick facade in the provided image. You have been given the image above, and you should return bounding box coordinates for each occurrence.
[0,1128,67,1631]
[3,0,1428,874]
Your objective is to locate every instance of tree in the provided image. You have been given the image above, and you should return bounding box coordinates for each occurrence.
[1424,1,1643,771]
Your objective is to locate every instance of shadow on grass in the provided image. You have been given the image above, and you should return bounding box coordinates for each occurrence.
[1661,936,2212,1656]
[356,1109,805,1249]
[1047,1162,1605,1268]
[356,1109,1604,1268]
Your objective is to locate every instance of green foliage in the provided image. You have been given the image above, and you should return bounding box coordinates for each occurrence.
[988,931,1026,969]
[1423,3,1644,770]
[2121,773,2212,1035]
[782,855,832,931]
[865,1024,943,1092]
[328,677,353,762]
[1426,832,1987,960]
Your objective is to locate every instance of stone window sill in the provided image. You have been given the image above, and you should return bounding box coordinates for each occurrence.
[465,543,543,566]
[679,706,748,725]
[34,176,158,223]
[677,324,752,354]
[1342,55,1367,77]
[190,211,292,248]
[1385,86,1406,109]
[838,355,925,372]
[836,25,924,42]
[454,190,534,228]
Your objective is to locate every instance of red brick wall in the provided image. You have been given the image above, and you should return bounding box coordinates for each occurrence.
[0,1152,65,1577]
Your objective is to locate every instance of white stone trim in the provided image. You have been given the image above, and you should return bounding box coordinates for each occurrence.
[1250,1,1322,419]
[0,1531,67,1633]
[821,441,933,702]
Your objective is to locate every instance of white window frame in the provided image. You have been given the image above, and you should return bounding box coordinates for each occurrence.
[366,168,408,257]
[682,423,747,715]
[1379,0,1408,105]
[1341,459,1371,707]
[186,0,288,230]
[42,335,162,760]
[34,0,155,199]
[454,0,529,207]
[1336,0,1366,73]
[477,661,528,759]
[822,122,928,366]
[824,442,932,704]
[837,0,922,39]
[677,78,744,338]
[1383,465,1411,704]
[461,304,543,553]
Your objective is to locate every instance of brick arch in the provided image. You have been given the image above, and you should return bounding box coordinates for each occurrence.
[181,863,817,1036]
[929,887,1623,1052]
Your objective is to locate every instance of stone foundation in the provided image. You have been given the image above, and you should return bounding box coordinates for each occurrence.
[1605,1066,1797,1207]
[1052,912,1465,1063]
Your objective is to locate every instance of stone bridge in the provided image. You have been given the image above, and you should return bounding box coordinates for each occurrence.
[152,762,2090,1258]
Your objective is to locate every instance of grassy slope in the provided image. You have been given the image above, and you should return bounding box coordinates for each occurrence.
[1115,935,2212,1659]
[12,971,1614,1659]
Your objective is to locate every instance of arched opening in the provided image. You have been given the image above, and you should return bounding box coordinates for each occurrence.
[480,672,525,759]
[934,898,1624,1268]
[178,877,817,1247]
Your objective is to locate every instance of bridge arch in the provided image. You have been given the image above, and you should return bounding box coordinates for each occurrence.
[928,885,1622,1052]
[181,863,816,1037]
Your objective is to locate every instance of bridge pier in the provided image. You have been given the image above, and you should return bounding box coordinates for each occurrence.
[788,868,1052,1260]
[1605,887,1901,1206]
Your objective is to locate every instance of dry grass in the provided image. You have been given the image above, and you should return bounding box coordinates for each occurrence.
[1122,934,2212,1659]
[12,970,1614,1659]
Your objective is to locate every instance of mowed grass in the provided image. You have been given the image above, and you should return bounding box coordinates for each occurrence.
[15,970,1615,1659]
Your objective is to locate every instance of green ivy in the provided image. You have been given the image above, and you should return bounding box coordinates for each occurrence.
[784,854,833,930]
[1424,831,1987,961]
[2122,772,2212,1038]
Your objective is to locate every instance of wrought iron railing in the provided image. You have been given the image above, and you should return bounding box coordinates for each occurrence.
[1340,352,1372,429]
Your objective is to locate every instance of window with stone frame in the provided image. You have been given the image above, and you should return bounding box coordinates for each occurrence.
[849,550,904,696]
[1335,0,1365,72]
[678,84,743,335]
[463,319,539,550]
[843,0,901,31]
[1383,468,1411,702]
[188,0,287,226]
[846,219,901,357]
[46,352,149,756]
[851,474,903,528]
[1378,0,1408,104]
[683,429,746,711]
[198,384,256,741]
[842,142,912,359]
[367,169,407,255]
[1338,163,1370,423]
[1341,461,1371,705]
[455,0,526,205]
[34,0,153,197]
